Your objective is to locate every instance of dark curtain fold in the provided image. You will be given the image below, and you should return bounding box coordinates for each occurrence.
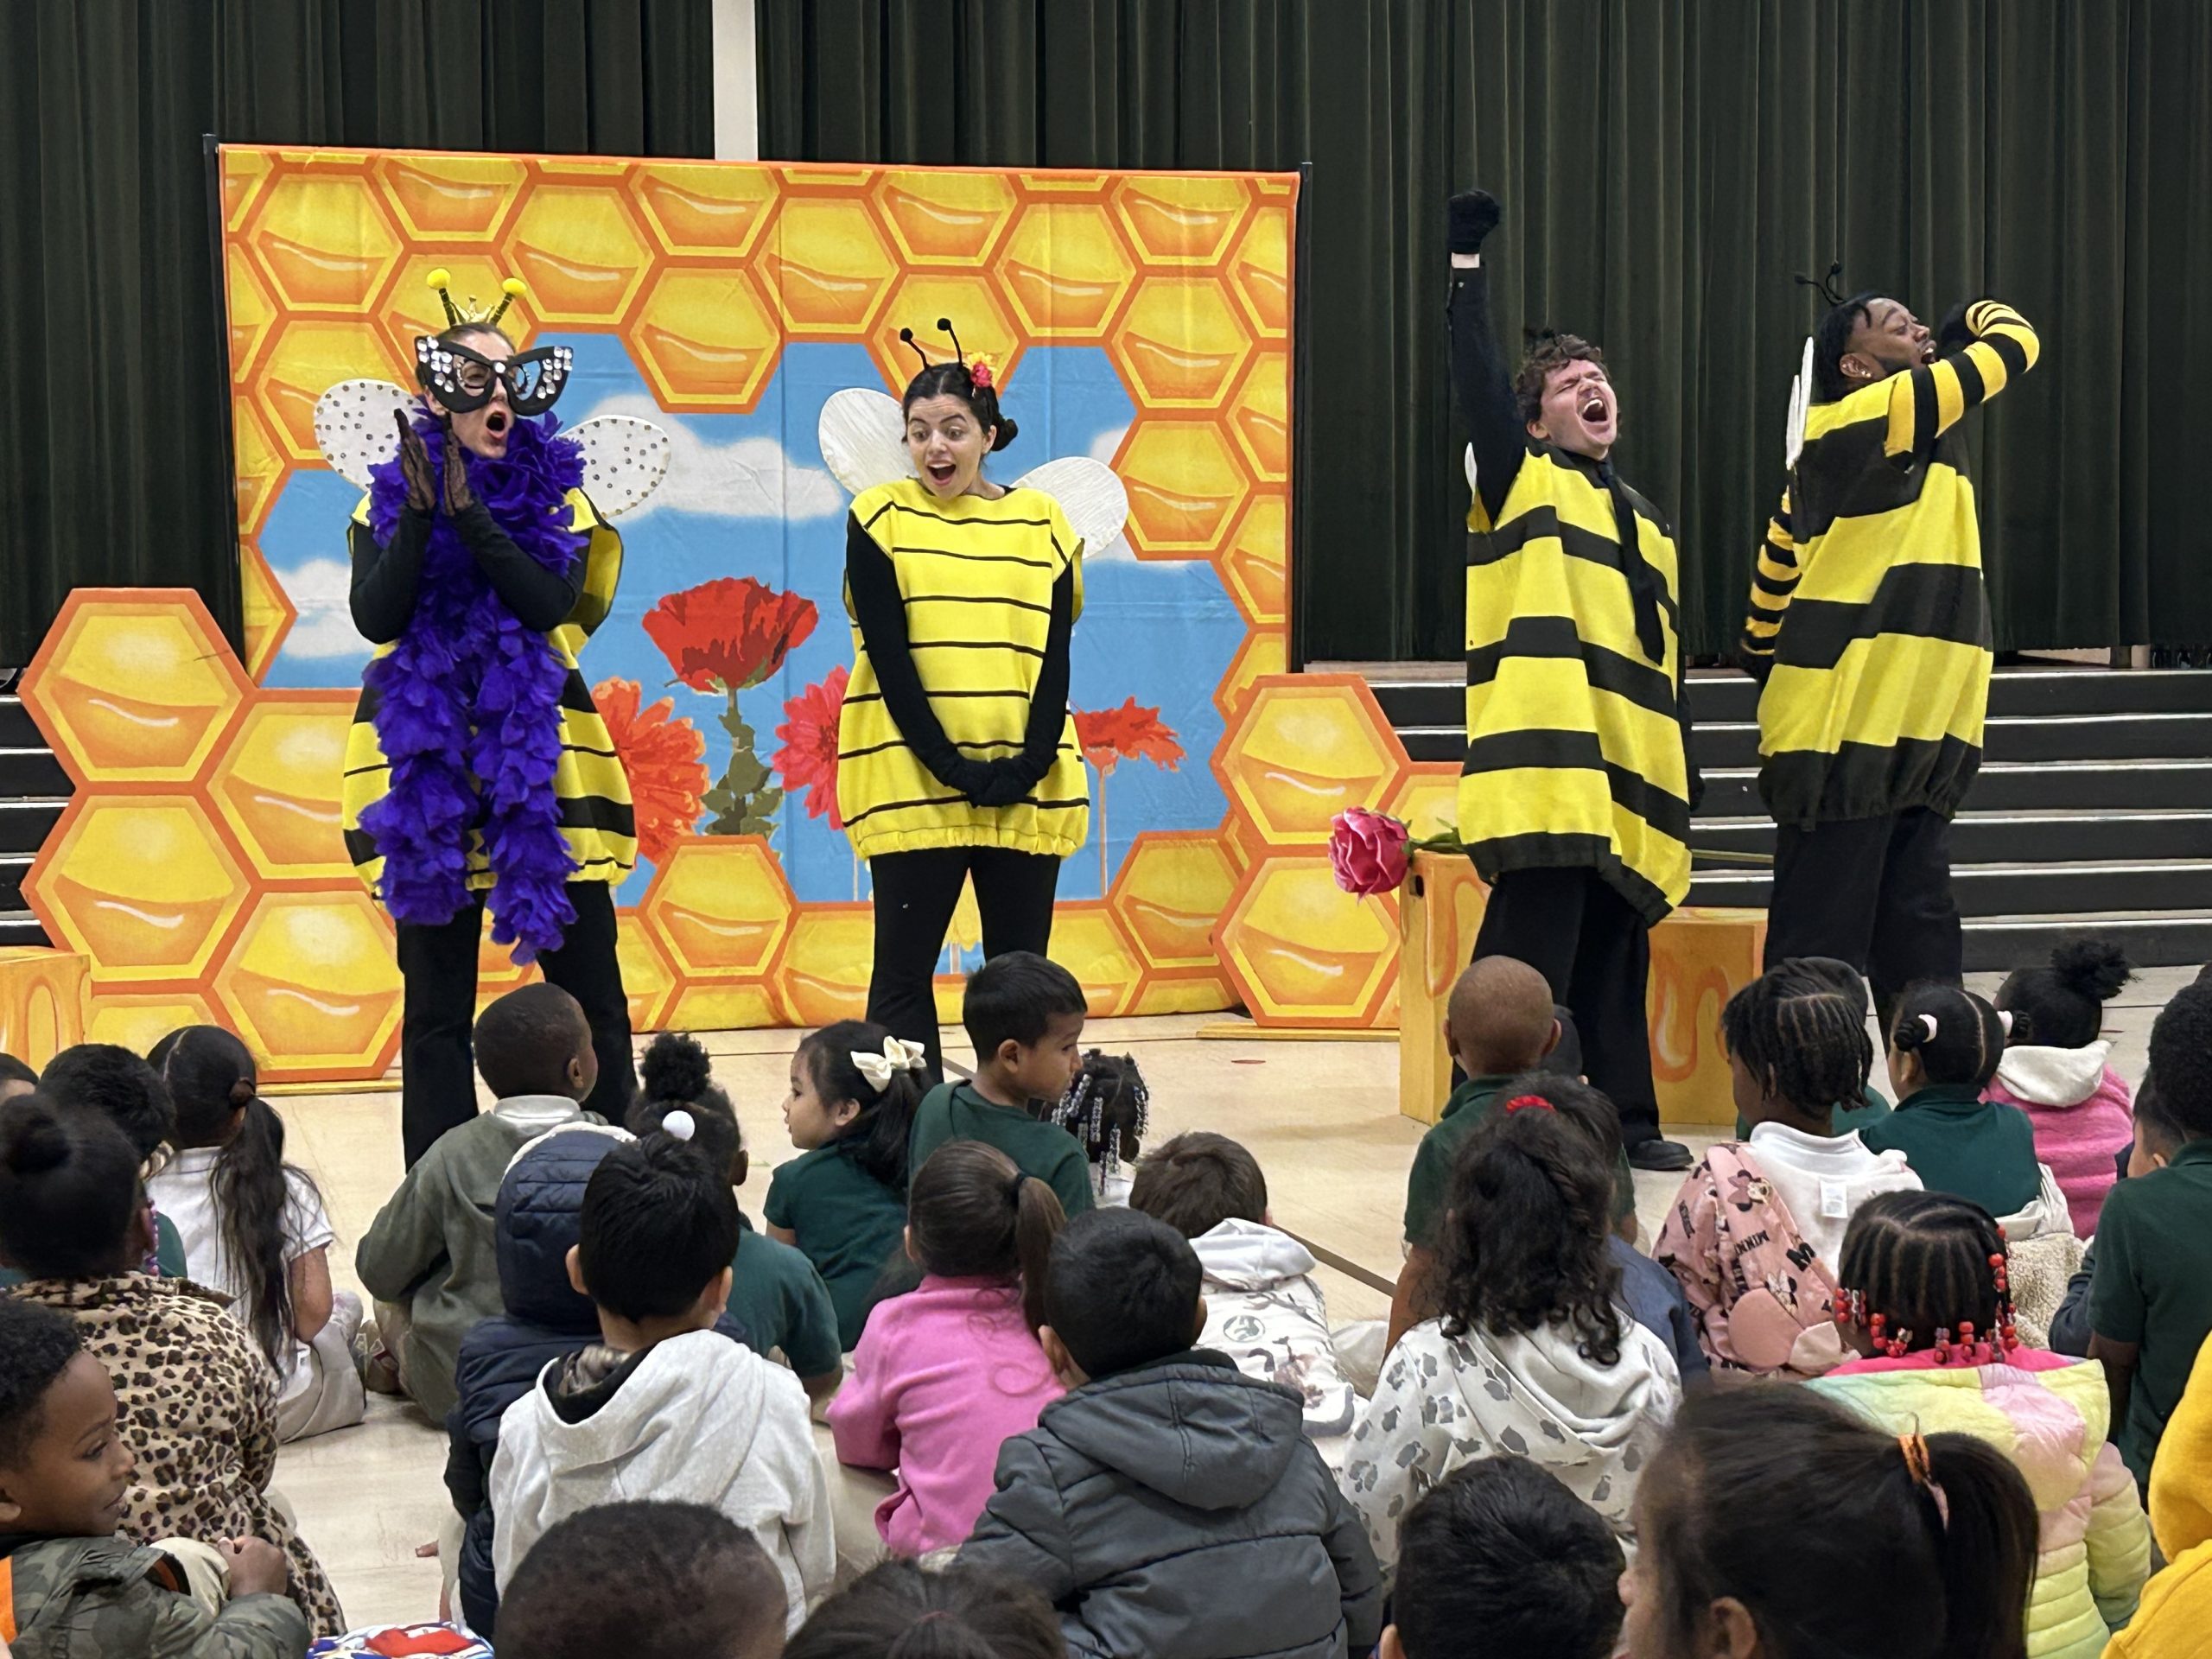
[0,0,713,668]
[759,0,2212,662]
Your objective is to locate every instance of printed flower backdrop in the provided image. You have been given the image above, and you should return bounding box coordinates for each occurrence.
[1075,698,1185,893]
[592,677,710,867]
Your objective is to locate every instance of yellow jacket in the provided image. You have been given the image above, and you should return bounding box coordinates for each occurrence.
[2107,1332,2212,1657]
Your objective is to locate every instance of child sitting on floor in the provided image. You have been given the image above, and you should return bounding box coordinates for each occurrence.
[1808,1190,2148,1658]
[1658,962,1923,1378]
[356,983,601,1426]
[1051,1049,1149,1206]
[490,1123,830,1633]
[0,1297,309,1659]
[143,1027,365,1445]
[1348,1092,1680,1573]
[1128,1130,1357,1440]
[961,1208,1382,1659]
[767,1020,926,1351]
[1991,940,2137,1236]
[786,1560,1065,1659]
[37,1043,188,1279]
[829,1141,1066,1556]
[631,1032,842,1400]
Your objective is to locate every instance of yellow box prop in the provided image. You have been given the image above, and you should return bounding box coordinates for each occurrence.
[0,949,89,1069]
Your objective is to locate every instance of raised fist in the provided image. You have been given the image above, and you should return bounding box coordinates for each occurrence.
[1449,191,1502,256]
[394,410,435,512]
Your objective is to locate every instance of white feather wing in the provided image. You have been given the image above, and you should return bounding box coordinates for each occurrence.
[314,379,415,488]
[817,389,912,498]
[1784,335,1815,471]
[1010,457,1129,557]
[567,416,671,518]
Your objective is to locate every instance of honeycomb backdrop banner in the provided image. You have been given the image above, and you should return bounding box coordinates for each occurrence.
[28,144,1332,1079]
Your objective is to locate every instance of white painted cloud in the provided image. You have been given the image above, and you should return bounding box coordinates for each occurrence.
[272,557,372,659]
[1090,424,1128,465]
[581,394,844,521]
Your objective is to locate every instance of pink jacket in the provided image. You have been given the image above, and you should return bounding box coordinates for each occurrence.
[826,1274,1063,1556]
[1986,1043,2133,1236]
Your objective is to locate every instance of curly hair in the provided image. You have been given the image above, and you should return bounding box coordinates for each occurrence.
[2149,981,2212,1138]
[1996,939,2132,1051]
[1513,332,1607,428]
[1722,961,1873,1116]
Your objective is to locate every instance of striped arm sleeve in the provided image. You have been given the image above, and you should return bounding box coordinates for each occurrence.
[1885,301,2040,461]
[1739,486,1799,664]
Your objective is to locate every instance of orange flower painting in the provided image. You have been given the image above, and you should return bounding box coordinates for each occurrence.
[593,677,710,867]
[642,576,818,694]
[1073,698,1185,892]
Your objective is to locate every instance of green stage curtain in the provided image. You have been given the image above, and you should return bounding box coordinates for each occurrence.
[759,0,2212,663]
[0,0,713,669]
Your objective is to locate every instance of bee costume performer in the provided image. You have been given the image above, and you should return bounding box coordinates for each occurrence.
[319,270,670,1164]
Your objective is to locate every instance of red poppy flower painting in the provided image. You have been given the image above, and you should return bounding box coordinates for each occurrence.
[592,677,710,867]
[772,665,849,831]
[643,576,818,694]
[1072,697,1185,890]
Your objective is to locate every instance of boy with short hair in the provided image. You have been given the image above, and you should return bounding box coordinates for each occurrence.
[0,1297,308,1658]
[497,1500,786,1659]
[1130,1131,1355,1440]
[909,951,1093,1218]
[1380,1458,1624,1659]
[490,1132,830,1634]
[960,1208,1382,1659]
[357,982,601,1424]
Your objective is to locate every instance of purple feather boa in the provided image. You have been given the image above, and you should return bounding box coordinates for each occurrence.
[362,413,588,963]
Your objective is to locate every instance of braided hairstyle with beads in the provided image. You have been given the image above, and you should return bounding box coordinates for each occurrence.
[1835,1190,2018,1362]
[1720,959,1874,1116]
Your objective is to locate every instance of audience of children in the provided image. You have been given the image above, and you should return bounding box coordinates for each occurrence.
[1348,1087,1680,1572]
[785,1560,1066,1659]
[910,951,1096,1221]
[767,1019,925,1351]
[0,1094,344,1634]
[960,1206,1382,1659]
[487,1121,831,1633]
[144,1027,365,1445]
[1807,1191,2148,1657]
[35,1042,189,1279]
[357,984,603,1424]
[829,1141,1066,1556]
[0,1296,311,1659]
[1989,940,2138,1236]
[1128,1129,1357,1440]
[1050,1048,1149,1205]
[1727,954,1897,1139]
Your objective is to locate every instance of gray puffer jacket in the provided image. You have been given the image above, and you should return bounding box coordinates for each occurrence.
[958,1350,1382,1659]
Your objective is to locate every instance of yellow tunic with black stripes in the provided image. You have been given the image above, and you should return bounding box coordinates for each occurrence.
[339,488,638,895]
[1459,454,1692,926]
[837,479,1089,860]
[1743,302,2040,826]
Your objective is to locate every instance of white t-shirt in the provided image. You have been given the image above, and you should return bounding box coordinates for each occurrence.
[1745,1121,1923,1270]
[148,1147,335,1403]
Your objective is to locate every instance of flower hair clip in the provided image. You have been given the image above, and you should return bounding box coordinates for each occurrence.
[852,1035,928,1090]
[969,353,996,391]
[1503,1095,1554,1114]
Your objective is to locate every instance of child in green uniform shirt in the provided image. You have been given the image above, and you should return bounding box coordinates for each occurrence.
[1861,985,2043,1222]
[909,952,1094,1222]
[766,1020,925,1351]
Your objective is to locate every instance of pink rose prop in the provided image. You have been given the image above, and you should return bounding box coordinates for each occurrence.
[1329,807,1412,897]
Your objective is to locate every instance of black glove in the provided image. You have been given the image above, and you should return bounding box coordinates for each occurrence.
[442,429,477,516]
[1934,301,1976,356]
[1448,191,1502,257]
[394,410,435,513]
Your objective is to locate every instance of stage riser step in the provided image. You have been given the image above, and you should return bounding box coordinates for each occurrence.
[1688,863,2212,918]
[1963,919,2212,973]
[1697,765,2212,819]
[1694,815,2212,867]
[0,699,41,748]
[0,802,66,857]
[0,750,70,798]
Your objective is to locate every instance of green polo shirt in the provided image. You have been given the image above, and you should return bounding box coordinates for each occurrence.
[764,1139,910,1351]
[727,1220,843,1380]
[1404,1075,1636,1249]
[909,1080,1095,1221]
[1734,1085,1892,1142]
[1859,1083,2042,1218]
[2090,1139,2212,1485]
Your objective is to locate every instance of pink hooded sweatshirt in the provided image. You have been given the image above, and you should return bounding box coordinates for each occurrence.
[1985,1042,2133,1237]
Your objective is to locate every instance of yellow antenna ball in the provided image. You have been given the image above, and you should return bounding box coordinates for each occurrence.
[426,267,453,290]
[501,277,527,297]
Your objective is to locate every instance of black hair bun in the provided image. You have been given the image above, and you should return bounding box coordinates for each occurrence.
[639,1031,714,1104]
[989,413,1019,453]
[0,1097,70,1177]
[2051,939,2133,1003]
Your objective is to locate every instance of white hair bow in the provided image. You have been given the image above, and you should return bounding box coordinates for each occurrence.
[852,1035,928,1090]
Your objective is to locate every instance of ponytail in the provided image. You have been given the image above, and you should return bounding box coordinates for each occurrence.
[799,1020,925,1192]
[1012,1175,1060,1336]
[1891,983,2009,1090]
[907,1141,1068,1336]
[1920,1433,2038,1659]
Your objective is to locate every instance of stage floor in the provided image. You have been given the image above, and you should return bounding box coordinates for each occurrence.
[275,970,2183,1627]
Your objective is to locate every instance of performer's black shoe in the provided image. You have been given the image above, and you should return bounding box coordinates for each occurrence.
[1626,1136,1694,1173]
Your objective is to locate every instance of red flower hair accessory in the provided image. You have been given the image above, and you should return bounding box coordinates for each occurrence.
[969,354,995,391]
[1503,1095,1554,1114]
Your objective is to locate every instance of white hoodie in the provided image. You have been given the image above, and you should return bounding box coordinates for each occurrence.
[1191,1218,1357,1438]
[489,1328,832,1632]
[1995,1040,2113,1109]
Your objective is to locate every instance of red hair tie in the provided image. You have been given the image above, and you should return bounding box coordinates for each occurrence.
[1503,1095,1554,1114]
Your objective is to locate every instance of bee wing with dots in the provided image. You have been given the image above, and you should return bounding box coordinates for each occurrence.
[313,379,417,488]
[565,415,671,519]
[1010,457,1130,557]
[817,388,912,498]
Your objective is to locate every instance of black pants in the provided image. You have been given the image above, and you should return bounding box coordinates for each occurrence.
[395,881,635,1166]
[1764,806,1963,1019]
[1472,866,1661,1147]
[867,846,1062,1079]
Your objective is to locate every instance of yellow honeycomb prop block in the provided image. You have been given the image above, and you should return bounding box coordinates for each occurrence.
[0,950,89,1069]
[1218,849,1399,1029]
[1216,674,1408,851]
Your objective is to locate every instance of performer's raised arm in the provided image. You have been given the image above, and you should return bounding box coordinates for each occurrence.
[1879,300,2039,464]
[1445,190,1528,525]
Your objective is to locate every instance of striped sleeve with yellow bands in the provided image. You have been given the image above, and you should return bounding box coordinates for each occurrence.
[1739,486,1799,663]
[1884,302,2040,461]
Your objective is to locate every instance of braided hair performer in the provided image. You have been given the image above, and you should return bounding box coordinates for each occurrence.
[1741,279,2039,1011]
[1446,188,1697,1173]
[337,271,656,1165]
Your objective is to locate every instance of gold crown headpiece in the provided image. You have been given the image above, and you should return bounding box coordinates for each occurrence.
[426,267,528,331]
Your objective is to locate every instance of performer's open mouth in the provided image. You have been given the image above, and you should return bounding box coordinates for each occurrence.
[1920,340,1938,365]
[1580,394,1611,427]
[484,409,510,437]
[926,460,957,486]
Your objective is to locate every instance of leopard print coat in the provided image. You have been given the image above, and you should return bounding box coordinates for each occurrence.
[8,1274,345,1635]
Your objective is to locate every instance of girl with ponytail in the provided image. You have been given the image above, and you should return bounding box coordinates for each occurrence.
[1345,1092,1681,1577]
[145,1026,366,1442]
[1990,940,2139,1234]
[827,1141,1067,1557]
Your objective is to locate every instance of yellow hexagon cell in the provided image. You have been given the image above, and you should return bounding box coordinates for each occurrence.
[0,949,88,1069]
[1218,494,1287,625]
[376,154,528,242]
[1118,421,1249,557]
[614,912,679,1033]
[778,906,874,1028]
[237,538,296,685]
[1229,204,1291,338]
[1109,831,1239,973]
[632,163,779,258]
[1226,354,1289,480]
[872,170,1019,266]
[632,270,784,412]
[256,319,404,462]
[499,188,653,324]
[378,255,537,369]
[27,798,249,982]
[762,198,900,334]
[1050,904,1142,1019]
[212,890,404,1080]
[1020,172,1112,197]
[225,247,279,385]
[775,166,873,192]
[640,836,796,981]
[1386,764,1464,842]
[1221,677,1405,848]
[665,984,786,1033]
[1000,203,1139,339]
[86,990,221,1057]
[210,694,356,879]
[1215,628,1287,721]
[245,173,405,313]
[24,596,251,784]
[1130,971,1236,1017]
[1220,853,1399,1026]
[221,149,274,232]
[1113,176,1252,266]
[1111,279,1254,409]
[231,401,287,538]
[868,275,1023,396]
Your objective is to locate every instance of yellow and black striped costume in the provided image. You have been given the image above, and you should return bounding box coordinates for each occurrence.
[340,488,637,893]
[837,477,1089,861]
[1743,301,2039,825]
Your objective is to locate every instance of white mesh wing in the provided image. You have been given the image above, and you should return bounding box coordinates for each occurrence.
[817,388,912,498]
[1784,335,1815,471]
[567,416,671,518]
[1009,457,1129,557]
[313,379,415,488]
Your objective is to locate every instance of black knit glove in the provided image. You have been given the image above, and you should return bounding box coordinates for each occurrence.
[1448,191,1502,257]
[1935,301,1977,355]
